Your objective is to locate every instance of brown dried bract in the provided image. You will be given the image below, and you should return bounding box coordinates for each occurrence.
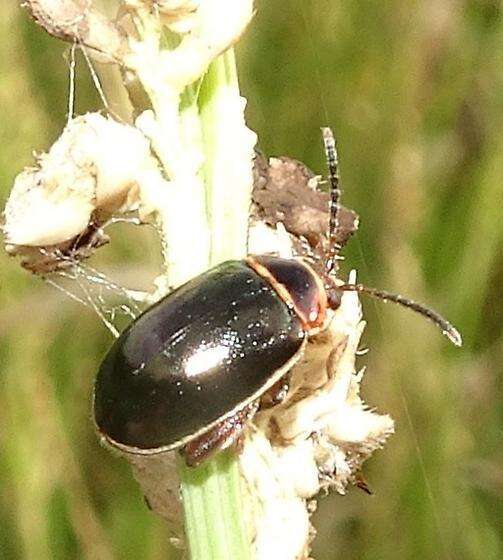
[252,153,359,267]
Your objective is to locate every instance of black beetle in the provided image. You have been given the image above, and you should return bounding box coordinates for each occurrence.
[94,128,461,466]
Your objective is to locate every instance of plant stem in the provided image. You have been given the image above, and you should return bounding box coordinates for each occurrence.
[199,48,252,264]
[177,50,255,559]
[179,450,251,560]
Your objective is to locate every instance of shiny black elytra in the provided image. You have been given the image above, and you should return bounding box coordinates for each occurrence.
[94,257,324,457]
[94,128,461,466]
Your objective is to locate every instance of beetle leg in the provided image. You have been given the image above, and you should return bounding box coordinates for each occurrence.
[181,401,259,467]
[259,375,290,408]
[353,471,373,495]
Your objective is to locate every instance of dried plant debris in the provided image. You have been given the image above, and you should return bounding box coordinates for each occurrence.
[24,0,128,63]
[2,113,167,273]
[10,217,110,275]
[8,1,256,284]
[123,0,254,89]
[252,153,359,270]
[127,451,185,548]
[24,0,253,72]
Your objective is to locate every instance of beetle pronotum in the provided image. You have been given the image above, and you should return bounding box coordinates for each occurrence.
[93,128,461,466]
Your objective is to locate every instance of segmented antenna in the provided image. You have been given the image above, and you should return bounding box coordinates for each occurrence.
[322,127,342,274]
[339,283,463,347]
[320,126,461,347]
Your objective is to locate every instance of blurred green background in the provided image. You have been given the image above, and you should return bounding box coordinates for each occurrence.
[1,1,502,559]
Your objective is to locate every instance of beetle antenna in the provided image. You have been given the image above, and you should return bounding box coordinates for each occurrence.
[338,283,463,347]
[322,127,342,275]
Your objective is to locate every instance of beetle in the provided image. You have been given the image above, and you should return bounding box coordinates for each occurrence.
[93,128,461,466]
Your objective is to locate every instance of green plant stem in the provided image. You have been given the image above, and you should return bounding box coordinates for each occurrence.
[177,50,253,559]
[199,48,251,264]
[179,450,251,560]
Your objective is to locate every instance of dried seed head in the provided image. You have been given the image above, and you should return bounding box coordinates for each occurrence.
[3,113,167,253]
[125,0,254,90]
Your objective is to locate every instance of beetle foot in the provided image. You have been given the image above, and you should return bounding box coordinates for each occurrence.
[353,471,373,495]
[259,376,290,408]
[182,401,260,467]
